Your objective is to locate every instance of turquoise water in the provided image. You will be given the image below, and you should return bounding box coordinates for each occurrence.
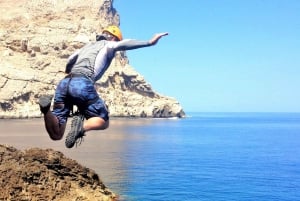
[101,113,300,201]
[1,113,299,200]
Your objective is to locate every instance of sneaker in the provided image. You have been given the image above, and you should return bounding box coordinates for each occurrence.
[65,114,85,148]
[39,95,52,114]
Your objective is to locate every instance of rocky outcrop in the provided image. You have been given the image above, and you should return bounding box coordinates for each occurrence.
[0,144,117,201]
[0,0,185,118]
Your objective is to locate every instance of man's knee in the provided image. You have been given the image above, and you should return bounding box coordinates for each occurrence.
[102,120,109,129]
[98,119,109,130]
[46,122,66,141]
[49,134,63,141]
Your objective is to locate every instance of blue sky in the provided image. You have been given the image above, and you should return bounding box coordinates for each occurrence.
[114,0,300,113]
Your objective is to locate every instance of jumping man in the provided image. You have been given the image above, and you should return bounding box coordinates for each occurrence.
[39,25,168,148]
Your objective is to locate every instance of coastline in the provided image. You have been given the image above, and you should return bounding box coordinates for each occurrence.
[0,118,121,200]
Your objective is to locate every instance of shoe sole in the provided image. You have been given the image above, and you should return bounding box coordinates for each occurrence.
[39,96,52,114]
[65,115,84,148]
[39,96,51,107]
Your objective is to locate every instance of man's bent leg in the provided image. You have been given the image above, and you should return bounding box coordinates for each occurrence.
[39,95,66,140]
[83,117,109,132]
[43,110,66,140]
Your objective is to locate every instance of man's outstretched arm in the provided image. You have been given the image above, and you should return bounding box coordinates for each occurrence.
[149,32,169,45]
[113,32,169,51]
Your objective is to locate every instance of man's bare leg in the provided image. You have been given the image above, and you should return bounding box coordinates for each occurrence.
[43,110,66,140]
[39,95,66,140]
[83,117,109,132]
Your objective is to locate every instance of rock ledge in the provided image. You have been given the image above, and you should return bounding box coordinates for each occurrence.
[0,144,117,201]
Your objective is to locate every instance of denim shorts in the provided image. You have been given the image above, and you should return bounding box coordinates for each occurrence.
[52,75,109,125]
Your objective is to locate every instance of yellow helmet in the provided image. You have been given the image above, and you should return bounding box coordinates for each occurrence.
[102,25,123,41]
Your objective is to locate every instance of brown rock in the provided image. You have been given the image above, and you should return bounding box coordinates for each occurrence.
[0,144,117,201]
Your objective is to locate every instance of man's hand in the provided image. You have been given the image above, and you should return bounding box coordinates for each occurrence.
[149,32,169,45]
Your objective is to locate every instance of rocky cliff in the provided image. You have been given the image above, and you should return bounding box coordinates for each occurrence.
[0,0,185,118]
[0,144,117,201]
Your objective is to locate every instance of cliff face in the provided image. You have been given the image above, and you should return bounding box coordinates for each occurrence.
[0,0,185,118]
[0,144,117,201]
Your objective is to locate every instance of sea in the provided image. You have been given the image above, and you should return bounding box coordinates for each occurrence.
[1,112,300,201]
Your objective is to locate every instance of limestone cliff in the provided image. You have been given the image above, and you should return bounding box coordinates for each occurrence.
[0,0,185,118]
